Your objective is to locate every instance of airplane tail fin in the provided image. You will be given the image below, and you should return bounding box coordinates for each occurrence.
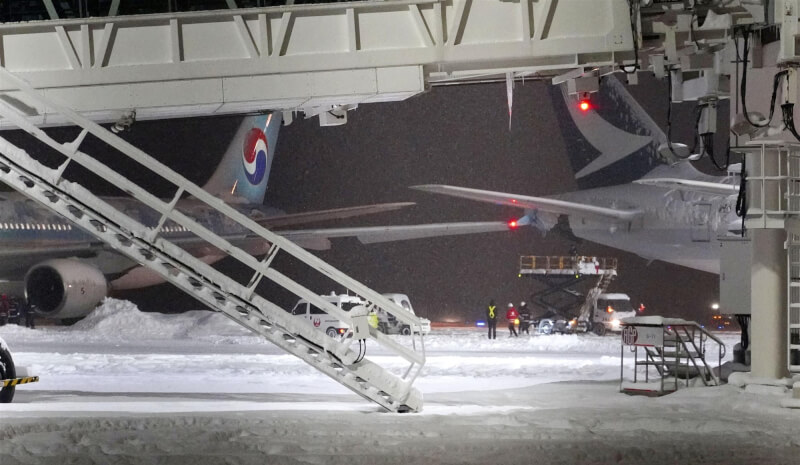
[202,112,282,204]
[548,74,693,190]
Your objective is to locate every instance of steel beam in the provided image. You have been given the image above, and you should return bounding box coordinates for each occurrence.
[0,0,633,127]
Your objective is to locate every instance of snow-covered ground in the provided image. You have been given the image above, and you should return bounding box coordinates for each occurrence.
[1,299,799,464]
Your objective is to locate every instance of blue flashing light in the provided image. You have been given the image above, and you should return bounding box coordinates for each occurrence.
[476,320,486,327]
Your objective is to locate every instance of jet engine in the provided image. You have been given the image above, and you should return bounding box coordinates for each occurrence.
[24,259,108,319]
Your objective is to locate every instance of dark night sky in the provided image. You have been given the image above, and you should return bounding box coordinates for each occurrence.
[8,74,721,323]
[261,76,720,322]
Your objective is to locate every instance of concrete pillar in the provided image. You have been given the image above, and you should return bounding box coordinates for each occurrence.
[751,228,789,379]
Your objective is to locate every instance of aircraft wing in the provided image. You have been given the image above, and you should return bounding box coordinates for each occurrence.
[633,178,738,196]
[252,202,415,228]
[411,185,642,223]
[277,222,514,250]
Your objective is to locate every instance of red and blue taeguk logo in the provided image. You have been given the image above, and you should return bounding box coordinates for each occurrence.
[242,128,268,185]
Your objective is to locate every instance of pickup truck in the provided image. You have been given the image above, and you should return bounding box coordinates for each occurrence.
[379,293,431,336]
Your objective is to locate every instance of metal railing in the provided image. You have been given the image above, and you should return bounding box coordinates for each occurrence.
[520,255,618,273]
[621,320,726,395]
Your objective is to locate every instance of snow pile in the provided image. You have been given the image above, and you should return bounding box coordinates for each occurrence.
[72,298,251,340]
[0,298,266,345]
[0,300,741,355]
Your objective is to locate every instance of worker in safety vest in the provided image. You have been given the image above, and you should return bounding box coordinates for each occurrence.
[518,301,531,335]
[506,303,519,337]
[486,299,498,339]
[368,308,379,330]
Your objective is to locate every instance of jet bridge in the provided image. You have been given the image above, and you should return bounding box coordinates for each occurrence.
[0,66,426,413]
[0,0,634,128]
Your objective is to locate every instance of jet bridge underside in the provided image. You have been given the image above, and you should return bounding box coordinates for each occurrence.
[0,0,633,128]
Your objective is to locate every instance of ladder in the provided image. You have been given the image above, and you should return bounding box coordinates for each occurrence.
[576,271,616,323]
[788,233,800,370]
[0,67,425,412]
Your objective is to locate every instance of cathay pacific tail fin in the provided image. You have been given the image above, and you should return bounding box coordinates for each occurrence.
[548,75,696,190]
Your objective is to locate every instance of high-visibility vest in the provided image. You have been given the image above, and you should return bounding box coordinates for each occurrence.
[368,311,379,328]
[488,306,496,319]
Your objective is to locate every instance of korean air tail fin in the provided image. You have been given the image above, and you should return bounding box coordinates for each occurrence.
[202,112,282,204]
[548,74,700,190]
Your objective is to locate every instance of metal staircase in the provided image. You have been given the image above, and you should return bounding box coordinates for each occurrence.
[576,271,616,324]
[621,319,725,396]
[0,66,425,412]
[788,233,800,370]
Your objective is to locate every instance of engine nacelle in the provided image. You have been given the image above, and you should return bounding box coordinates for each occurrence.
[25,259,108,319]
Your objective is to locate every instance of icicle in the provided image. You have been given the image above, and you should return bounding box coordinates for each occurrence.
[506,72,514,131]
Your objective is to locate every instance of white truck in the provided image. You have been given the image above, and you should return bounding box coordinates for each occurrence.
[379,293,431,335]
[588,293,637,335]
[290,292,431,337]
[290,293,365,338]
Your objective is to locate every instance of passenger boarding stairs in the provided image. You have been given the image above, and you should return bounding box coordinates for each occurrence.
[621,319,725,396]
[0,67,425,412]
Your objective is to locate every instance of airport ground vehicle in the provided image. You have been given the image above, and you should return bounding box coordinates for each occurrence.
[290,293,365,337]
[0,336,38,403]
[291,292,431,337]
[379,293,431,335]
[535,293,637,336]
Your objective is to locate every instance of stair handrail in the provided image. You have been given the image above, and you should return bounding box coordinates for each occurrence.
[669,323,725,386]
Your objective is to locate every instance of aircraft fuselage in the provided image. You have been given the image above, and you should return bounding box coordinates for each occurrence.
[556,181,736,274]
[0,192,282,281]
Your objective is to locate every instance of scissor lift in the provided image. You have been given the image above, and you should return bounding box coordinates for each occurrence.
[518,255,618,317]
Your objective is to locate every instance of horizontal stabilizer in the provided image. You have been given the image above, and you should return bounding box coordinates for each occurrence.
[256,202,415,229]
[633,178,738,196]
[412,185,641,222]
[279,222,514,249]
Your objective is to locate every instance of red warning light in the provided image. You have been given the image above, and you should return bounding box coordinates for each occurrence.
[579,100,591,112]
[508,220,518,229]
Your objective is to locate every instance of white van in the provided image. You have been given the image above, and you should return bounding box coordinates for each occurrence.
[291,293,366,337]
[591,293,637,335]
[379,293,431,335]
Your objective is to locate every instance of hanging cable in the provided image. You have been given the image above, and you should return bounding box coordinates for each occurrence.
[702,133,723,170]
[624,0,640,74]
[665,71,692,159]
[735,154,747,237]
[782,102,800,143]
[738,27,788,128]
[354,339,366,363]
